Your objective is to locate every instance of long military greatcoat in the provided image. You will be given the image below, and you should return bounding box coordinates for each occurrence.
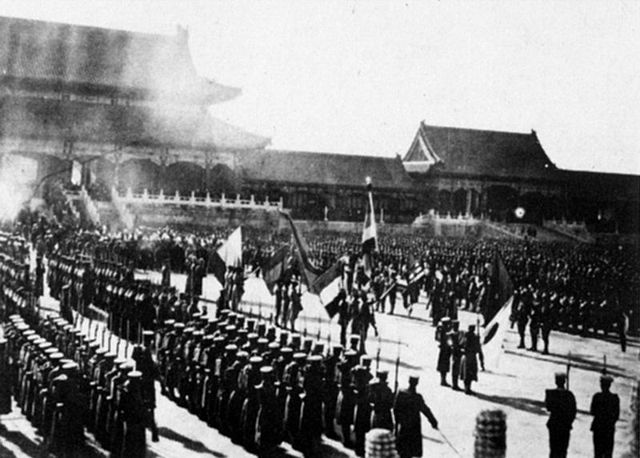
[394,388,437,458]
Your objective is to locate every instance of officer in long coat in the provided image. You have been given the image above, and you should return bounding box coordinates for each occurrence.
[255,366,282,454]
[590,374,620,458]
[545,372,576,458]
[0,337,11,414]
[368,370,394,430]
[394,375,438,458]
[119,371,147,458]
[461,324,484,395]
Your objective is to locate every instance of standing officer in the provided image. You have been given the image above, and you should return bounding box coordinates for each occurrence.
[590,374,620,458]
[393,375,438,458]
[544,372,576,458]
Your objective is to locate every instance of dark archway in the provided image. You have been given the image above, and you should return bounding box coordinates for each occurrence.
[486,185,518,221]
[518,192,545,224]
[207,163,242,195]
[120,159,159,194]
[453,188,467,215]
[164,162,204,195]
[438,189,452,214]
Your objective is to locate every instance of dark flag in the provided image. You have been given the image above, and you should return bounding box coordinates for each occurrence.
[278,210,324,288]
[324,289,347,319]
[362,177,377,278]
[483,252,514,324]
[208,251,227,286]
[262,245,290,294]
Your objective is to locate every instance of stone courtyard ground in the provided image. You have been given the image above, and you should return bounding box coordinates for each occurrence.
[1,269,637,457]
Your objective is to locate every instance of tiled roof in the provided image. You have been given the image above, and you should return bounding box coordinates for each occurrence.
[406,122,558,178]
[0,96,270,150]
[0,16,238,104]
[235,149,414,190]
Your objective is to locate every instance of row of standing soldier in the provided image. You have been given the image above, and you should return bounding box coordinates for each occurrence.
[156,308,439,457]
[1,311,157,458]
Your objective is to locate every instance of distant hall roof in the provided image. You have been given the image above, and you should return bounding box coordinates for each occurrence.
[236,149,414,190]
[404,122,558,179]
[0,16,239,104]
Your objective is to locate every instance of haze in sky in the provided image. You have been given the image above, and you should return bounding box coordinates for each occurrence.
[1,0,638,175]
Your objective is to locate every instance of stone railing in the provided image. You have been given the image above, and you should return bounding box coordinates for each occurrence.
[413,210,479,226]
[543,219,593,244]
[114,188,285,212]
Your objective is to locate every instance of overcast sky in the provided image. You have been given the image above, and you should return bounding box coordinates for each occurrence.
[1,0,638,174]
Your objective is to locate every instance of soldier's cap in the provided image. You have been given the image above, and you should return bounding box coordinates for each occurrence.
[105,352,117,359]
[89,341,100,349]
[44,347,58,355]
[63,324,73,332]
[440,317,451,323]
[249,356,263,365]
[50,352,65,361]
[554,372,567,381]
[96,348,108,356]
[119,362,134,371]
[257,338,269,346]
[408,374,420,384]
[193,330,204,338]
[376,370,389,380]
[237,350,250,360]
[203,335,215,343]
[192,313,203,320]
[62,362,78,372]
[128,371,142,379]
[349,335,360,343]
[290,335,301,345]
[207,318,218,325]
[260,366,274,375]
[345,350,358,358]
[307,355,322,364]
[313,343,325,353]
[30,336,44,344]
[37,341,52,350]
[468,324,476,331]
[142,330,154,338]
[26,334,39,342]
[237,329,248,337]
[213,337,226,344]
[268,342,280,350]
[8,314,21,321]
[183,327,195,335]
[600,374,614,384]
[225,344,238,352]
[224,325,237,333]
[16,324,30,332]
[200,315,210,323]
[333,345,344,354]
[360,355,372,366]
[280,347,293,355]
[164,319,176,326]
[293,352,307,362]
[114,357,127,365]
[174,323,185,330]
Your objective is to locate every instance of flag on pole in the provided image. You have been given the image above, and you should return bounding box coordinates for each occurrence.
[217,226,242,268]
[481,295,514,369]
[362,177,377,278]
[483,252,514,324]
[279,210,323,288]
[262,245,290,294]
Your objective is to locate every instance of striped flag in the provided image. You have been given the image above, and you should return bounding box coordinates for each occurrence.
[362,177,377,277]
[262,245,290,294]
